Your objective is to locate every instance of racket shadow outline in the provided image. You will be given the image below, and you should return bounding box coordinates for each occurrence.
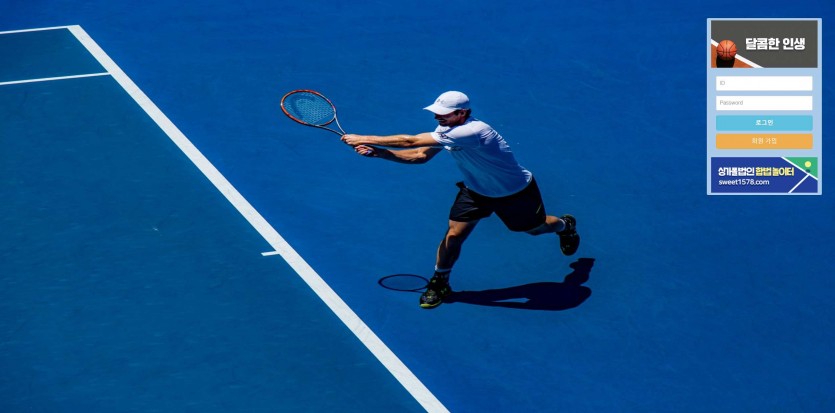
[378,258,595,311]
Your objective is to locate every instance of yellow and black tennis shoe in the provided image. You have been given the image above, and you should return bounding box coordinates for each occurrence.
[419,275,452,309]
[557,214,579,256]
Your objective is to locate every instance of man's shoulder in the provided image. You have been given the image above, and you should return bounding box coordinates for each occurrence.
[452,118,492,135]
[464,117,489,128]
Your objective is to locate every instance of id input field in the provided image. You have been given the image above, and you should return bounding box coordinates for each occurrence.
[716,76,813,91]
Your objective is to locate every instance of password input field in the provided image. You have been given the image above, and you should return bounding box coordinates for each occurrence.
[716,96,812,111]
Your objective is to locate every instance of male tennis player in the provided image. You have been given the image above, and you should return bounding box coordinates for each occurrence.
[341,91,579,309]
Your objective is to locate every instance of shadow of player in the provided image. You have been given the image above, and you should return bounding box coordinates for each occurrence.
[444,258,595,311]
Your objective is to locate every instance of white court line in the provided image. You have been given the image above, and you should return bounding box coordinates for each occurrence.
[64,25,449,413]
[0,25,72,35]
[789,174,810,193]
[0,72,110,87]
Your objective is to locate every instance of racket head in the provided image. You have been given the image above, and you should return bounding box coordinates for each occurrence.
[280,90,338,127]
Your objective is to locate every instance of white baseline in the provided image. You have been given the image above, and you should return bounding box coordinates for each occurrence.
[0,72,109,87]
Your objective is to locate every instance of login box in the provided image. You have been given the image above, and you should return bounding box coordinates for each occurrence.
[707,19,822,195]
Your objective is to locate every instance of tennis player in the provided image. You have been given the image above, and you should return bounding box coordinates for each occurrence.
[341,91,579,309]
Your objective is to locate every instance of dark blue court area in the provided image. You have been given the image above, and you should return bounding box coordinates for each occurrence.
[2,1,834,412]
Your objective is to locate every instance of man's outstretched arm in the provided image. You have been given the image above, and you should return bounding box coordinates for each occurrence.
[341,132,438,148]
[351,144,442,164]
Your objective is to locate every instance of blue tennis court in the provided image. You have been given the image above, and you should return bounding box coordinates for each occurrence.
[2,1,834,412]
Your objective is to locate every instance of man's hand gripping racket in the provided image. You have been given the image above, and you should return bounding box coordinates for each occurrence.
[280,89,375,156]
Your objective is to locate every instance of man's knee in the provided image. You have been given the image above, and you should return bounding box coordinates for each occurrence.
[445,220,477,242]
[445,228,467,244]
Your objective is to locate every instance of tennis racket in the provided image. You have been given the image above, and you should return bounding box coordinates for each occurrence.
[280,89,347,136]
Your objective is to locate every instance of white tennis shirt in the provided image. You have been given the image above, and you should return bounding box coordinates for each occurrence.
[431,118,532,197]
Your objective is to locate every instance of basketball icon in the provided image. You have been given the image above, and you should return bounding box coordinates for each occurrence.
[717,40,737,61]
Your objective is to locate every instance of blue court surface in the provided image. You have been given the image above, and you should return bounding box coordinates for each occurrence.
[2,2,834,412]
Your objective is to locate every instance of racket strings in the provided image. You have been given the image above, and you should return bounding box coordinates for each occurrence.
[283,92,336,126]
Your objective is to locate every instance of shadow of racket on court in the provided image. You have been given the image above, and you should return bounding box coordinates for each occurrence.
[378,258,595,311]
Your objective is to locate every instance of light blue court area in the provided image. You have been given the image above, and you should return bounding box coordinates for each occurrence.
[0,28,105,82]
[0,28,425,413]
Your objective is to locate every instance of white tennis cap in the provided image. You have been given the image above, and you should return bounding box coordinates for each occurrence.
[423,91,470,115]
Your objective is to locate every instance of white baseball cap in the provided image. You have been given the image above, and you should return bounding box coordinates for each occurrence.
[423,91,470,115]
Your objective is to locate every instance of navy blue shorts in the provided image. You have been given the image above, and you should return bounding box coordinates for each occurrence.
[449,178,547,232]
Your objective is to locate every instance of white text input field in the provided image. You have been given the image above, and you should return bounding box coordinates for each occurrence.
[716,76,813,91]
[716,96,813,111]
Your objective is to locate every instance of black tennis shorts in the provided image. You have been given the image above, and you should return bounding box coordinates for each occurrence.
[449,178,547,232]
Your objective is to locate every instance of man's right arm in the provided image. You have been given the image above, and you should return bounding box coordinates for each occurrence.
[354,145,442,164]
[342,132,439,148]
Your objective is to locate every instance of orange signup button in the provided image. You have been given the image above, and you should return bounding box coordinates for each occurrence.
[716,133,813,149]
